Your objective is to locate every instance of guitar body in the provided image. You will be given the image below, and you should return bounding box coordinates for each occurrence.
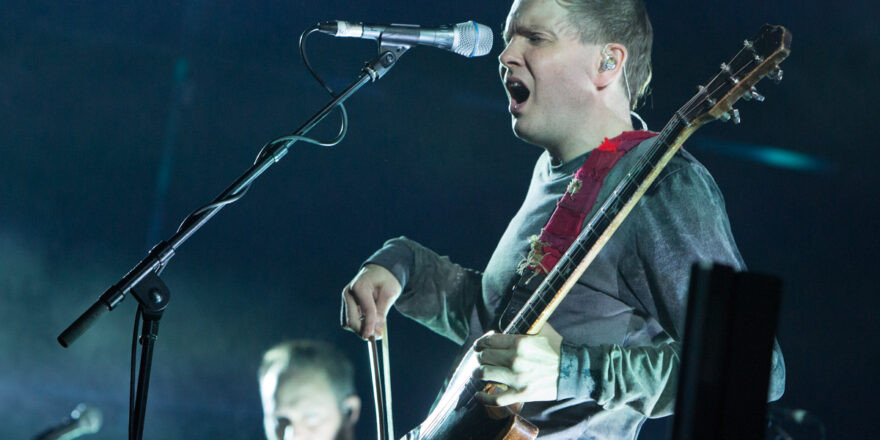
[405,401,537,440]
[404,346,538,440]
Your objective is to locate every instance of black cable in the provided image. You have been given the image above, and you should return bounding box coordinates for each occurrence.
[176,184,251,233]
[300,27,337,95]
[177,25,350,235]
[297,26,348,146]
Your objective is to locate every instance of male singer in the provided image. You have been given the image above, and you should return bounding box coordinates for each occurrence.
[340,0,784,438]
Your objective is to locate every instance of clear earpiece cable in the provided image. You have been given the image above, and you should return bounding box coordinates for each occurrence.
[631,110,648,131]
[623,63,648,130]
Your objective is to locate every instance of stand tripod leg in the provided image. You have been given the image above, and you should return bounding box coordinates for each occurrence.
[131,309,160,440]
[128,271,169,440]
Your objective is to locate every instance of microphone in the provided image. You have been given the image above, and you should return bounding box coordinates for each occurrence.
[32,404,103,440]
[317,20,493,57]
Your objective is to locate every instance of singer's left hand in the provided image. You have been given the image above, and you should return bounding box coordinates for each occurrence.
[473,324,563,406]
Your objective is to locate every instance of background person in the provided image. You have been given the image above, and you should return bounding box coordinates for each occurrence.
[258,340,361,440]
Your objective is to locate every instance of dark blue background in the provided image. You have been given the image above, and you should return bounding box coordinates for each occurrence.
[1,1,876,438]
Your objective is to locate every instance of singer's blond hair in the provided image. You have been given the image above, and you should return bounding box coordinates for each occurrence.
[556,0,653,109]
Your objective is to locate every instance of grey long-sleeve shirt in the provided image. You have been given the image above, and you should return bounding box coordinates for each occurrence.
[367,138,785,439]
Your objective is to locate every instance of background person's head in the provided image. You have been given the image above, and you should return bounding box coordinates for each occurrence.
[258,340,360,440]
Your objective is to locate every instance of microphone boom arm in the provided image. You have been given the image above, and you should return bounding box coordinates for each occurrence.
[57,41,411,440]
[58,44,409,347]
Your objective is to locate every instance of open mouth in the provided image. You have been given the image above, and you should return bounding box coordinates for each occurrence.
[505,79,531,107]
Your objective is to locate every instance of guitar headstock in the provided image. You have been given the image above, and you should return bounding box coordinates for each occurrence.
[679,24,792,128]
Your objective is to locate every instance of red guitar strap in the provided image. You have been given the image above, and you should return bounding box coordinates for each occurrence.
[518,130,659,276]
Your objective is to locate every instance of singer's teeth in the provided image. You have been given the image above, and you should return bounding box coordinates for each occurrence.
[506,81,530,103]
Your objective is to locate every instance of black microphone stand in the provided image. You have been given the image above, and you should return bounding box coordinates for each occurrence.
[58,41,411,440]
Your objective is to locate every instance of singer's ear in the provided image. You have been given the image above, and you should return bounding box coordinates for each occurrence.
[593,43,627,89]
[341,395,361,426]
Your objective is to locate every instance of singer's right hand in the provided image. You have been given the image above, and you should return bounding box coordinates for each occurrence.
[340,264,402,340]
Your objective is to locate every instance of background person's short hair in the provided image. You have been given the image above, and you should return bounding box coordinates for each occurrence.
[258,339,355,406]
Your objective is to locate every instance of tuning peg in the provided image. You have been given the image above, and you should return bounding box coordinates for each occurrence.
[719,108,741,124]
[744,87,765,102]
[729,108,741,124]
[767,67,783,84]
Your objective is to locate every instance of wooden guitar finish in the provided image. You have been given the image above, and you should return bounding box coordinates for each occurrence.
[404,25,791,440]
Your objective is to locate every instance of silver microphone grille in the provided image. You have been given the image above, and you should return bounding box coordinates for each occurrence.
[452,21,493,57]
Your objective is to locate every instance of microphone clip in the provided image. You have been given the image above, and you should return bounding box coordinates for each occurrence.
[363,43,411,81]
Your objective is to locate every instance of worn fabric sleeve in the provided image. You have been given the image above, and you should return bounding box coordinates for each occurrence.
[365,236,483,345]
[557,340,681,418]
[557,161,785,417]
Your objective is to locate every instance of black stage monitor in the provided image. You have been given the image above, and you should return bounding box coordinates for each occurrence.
[671,262,782,440]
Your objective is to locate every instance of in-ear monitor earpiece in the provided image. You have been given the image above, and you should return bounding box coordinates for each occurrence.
[600,44,617,72]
